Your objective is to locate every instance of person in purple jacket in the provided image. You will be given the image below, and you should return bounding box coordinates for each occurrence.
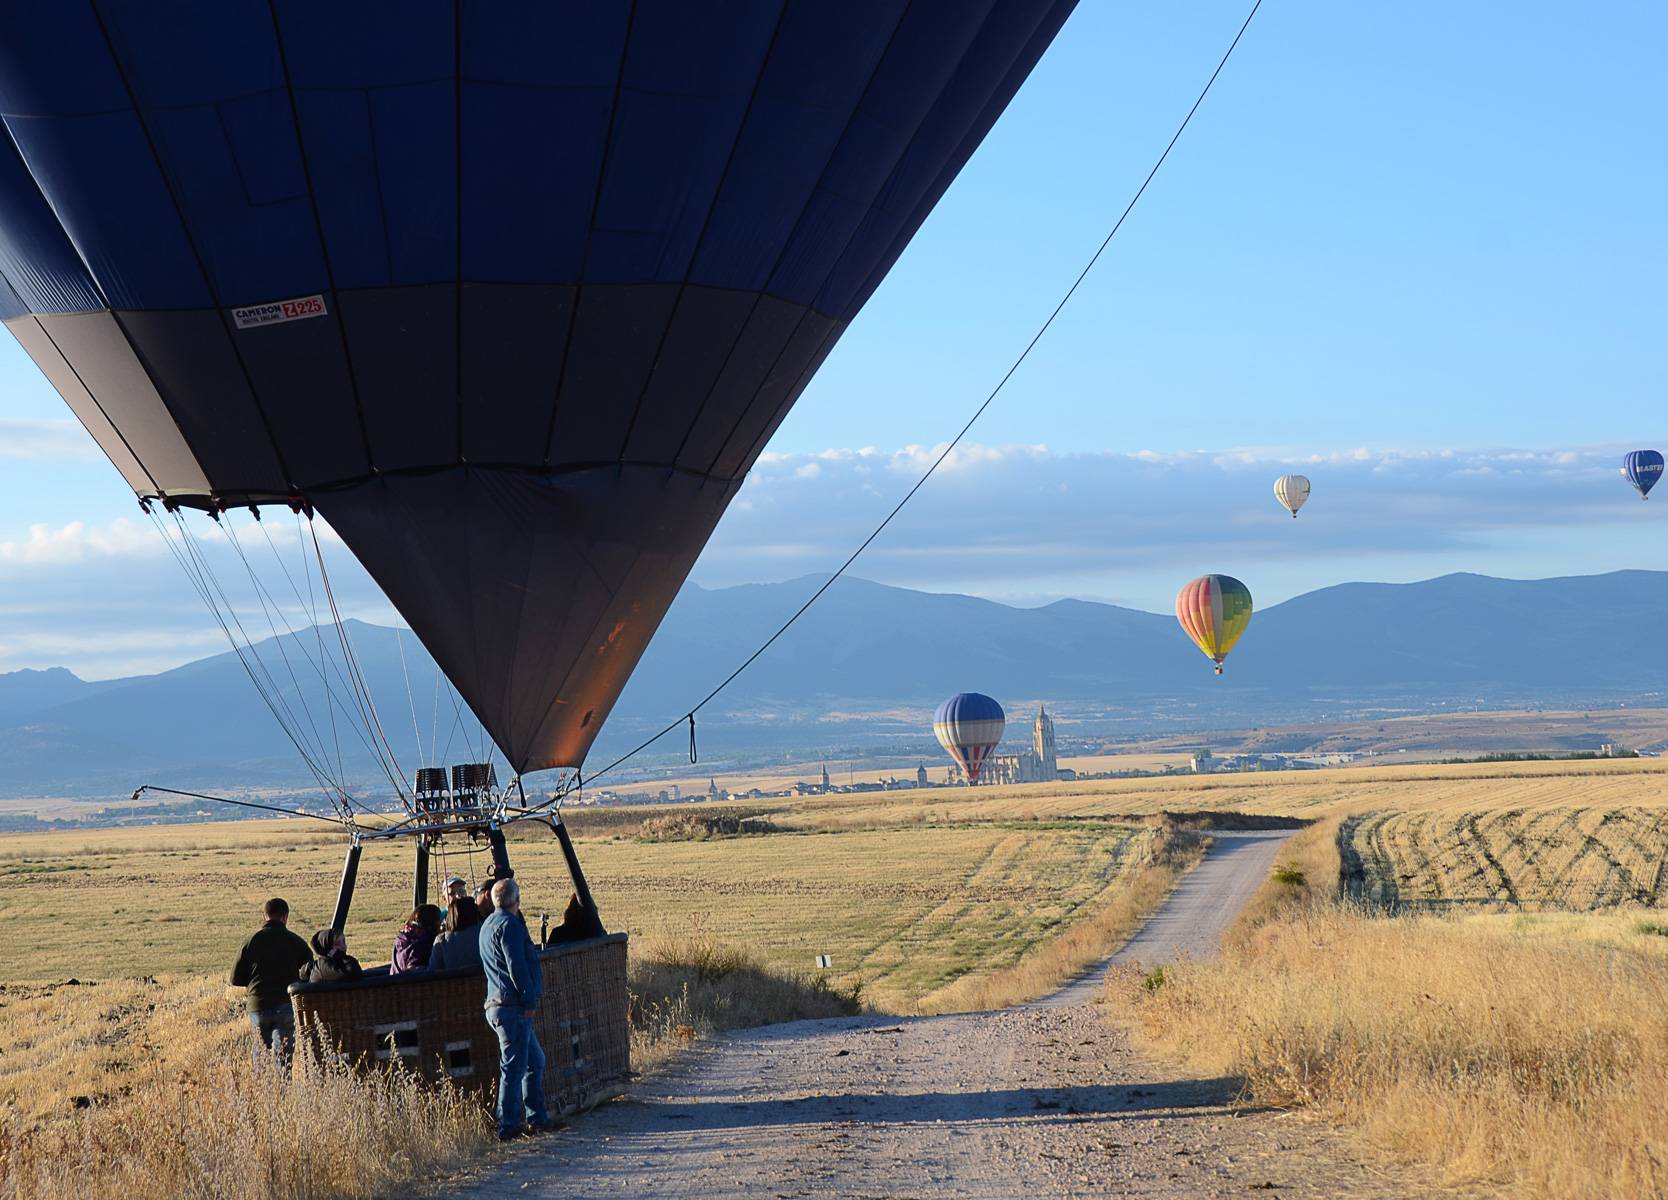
[390,903,443,974]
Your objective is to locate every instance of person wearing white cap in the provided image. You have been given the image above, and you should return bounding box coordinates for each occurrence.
[442,875,469,907]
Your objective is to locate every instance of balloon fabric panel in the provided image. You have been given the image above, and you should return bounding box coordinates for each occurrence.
[1623,451,1663,499]
[0,1,1078,773]
[933,692,1006,784]
[1175,574,1252,669]
[1274,474,1309,516]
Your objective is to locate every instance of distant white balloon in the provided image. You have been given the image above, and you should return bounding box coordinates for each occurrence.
[1273,474,1311,518]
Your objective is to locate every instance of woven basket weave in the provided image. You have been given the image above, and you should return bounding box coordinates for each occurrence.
[289,933,629,1115]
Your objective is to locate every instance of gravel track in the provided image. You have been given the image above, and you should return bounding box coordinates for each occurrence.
[442,829,1481,1199]
[1037,830,1293,1007]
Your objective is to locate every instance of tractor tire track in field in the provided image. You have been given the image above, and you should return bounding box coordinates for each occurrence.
[1338,812,1400,909]
[1365,813,1403,909]
[1401,812,1450,905]
[1508,808,1579,902]
[1584,810,1636,908]
[1642,810,1668,906]
[438,832,1478,1200]
[1541,809,1631,909]
[1462,813,1520,907]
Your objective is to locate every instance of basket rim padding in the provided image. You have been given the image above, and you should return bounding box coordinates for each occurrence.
[287,931,627,997]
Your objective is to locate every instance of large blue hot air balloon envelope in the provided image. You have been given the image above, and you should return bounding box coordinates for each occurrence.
[1622,451,1664,500]
[0,1,1076,775]
[934,693,1006,784]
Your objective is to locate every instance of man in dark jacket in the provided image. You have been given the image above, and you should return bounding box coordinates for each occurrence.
[230,897,312,1063]
[480,879,551,1139]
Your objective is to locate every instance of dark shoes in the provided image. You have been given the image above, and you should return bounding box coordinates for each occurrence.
[497,1120,565,1142]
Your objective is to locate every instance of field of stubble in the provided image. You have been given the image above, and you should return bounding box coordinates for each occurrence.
[9,758,1668,1199]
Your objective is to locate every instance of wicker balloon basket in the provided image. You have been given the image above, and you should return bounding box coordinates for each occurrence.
[289,933,629,1116]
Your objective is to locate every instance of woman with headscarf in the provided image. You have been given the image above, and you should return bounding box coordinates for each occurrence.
[299,928,362,983]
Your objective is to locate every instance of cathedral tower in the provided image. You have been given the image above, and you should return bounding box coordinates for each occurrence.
[1032,707,1057,780]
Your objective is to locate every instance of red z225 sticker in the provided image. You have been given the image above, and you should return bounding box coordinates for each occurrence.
[231,293,328,330]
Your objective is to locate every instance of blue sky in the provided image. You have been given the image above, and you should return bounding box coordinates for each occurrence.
[0,1,1664,676]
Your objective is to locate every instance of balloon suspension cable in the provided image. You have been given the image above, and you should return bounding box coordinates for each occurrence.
[395,626,426,769]
[220,512,392,814]
[131,784,353,829]
[146,508,357,822]
[305,520,413,808]
[561,0,1264,798]
[275,508,348,782]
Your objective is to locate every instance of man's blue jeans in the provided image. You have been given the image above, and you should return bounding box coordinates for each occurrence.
[249,1004,295,1065]
[486,1005,549,1137]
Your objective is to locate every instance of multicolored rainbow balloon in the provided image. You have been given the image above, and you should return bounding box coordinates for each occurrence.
[1175,575,1253,675]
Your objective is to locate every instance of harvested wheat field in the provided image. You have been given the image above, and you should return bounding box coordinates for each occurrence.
[1120,821,1668,1200]
[755,756,1668,828]
[1,799,1210,1200]
[0,815,1157,1009]
[10,759,1668,1198]
[1342,805,1668,909]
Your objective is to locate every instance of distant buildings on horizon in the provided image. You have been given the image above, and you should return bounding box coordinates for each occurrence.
[947,706,1072,786]
[580,707,1081,806]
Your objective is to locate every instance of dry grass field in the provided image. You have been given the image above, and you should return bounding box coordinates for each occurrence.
[7,757,1666,993]
[0,924,856,1200]
[0,798,1179,1200]
[754,756,1668,838]
[11,756,1668,1198]
[1115,820,1668,1200]
[1342,806,1668,909]
[0,814,1153,1010]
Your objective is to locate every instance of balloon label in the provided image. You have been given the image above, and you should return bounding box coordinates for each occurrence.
[231,293,328,330]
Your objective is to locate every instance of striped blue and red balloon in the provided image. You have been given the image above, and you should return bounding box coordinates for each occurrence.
[933,693,1006,785]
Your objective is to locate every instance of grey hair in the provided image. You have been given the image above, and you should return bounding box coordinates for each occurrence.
[492,878,520,909]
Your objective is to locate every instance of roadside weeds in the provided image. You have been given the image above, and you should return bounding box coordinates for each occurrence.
[1108,819,1668,1200]
[0,927,855,1200]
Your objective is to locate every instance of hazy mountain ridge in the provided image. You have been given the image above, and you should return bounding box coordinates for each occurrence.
[0,569,1661,796]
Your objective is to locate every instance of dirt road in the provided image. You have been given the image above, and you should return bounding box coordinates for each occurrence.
[1039,829,1294,1007]
[443,830,1476,1199]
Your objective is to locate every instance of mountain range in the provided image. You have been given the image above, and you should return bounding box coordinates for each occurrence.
[0,569,1661,798]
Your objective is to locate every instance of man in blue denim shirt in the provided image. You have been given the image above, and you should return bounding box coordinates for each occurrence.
[480,878,553,1139]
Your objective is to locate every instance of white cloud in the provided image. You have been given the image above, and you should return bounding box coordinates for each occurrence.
[886,441,1050,474]
[0,510,396,678]
[694,440,1658,600]
[0,518,157,566]
[0,418,100,461]
[0,441,1653,677]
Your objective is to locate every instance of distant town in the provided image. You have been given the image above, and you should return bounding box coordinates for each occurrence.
[575,710,1389,806]
[581,709,1075,805]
